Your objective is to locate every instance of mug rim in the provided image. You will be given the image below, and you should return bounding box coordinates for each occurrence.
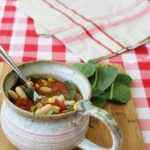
[2,61,92,120]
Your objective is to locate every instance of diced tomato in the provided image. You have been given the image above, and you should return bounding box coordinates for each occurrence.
[54,100,66,111]
[50,82,69,95]
[76,98,81,102]
[15,99,32,111]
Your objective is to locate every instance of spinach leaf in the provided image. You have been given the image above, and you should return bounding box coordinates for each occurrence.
[91,90,109,108]
[73,62,132,108]
[91,97,107,108]
[65,81,76,100]
[89,69,99,87]
[109,83,131,103]
[92,87,103,97]
[73,60,99,78]
[115,73,132,87]
[95,65,118,91]
[23,87,34,100]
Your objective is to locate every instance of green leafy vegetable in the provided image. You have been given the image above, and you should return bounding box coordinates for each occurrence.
[115,73,132,87]
[94,65,118,91]
[65,81,76,100]
[109,83,131,103]
[73,60,132,108]
[91,97,107,108]
[66,105,74,111]
[92,87,103,97]
[47,109,53,117]
[89,69,99,87]
[91,90,109,108]
[23,87,34,100]
[73,60,99,78]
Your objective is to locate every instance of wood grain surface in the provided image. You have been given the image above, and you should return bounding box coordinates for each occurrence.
[0,62,145,150]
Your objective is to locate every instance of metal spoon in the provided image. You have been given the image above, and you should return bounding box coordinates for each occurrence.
[0,45,43,101]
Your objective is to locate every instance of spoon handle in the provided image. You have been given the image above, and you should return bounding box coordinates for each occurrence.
[0,45,32,88]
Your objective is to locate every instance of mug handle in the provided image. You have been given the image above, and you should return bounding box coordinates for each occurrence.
[77,100,122,150]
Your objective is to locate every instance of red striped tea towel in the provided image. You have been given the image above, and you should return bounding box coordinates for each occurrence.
[15,0,150,62]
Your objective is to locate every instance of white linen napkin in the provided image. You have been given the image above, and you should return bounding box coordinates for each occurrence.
[15,0,150,62]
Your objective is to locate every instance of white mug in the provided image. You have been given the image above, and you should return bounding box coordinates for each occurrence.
[1,61,122,150]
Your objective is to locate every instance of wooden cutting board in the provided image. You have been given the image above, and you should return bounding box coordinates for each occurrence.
[0,62,145,150]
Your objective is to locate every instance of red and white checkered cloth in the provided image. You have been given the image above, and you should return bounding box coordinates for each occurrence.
[15,0,150,62]
[0,0,150,149]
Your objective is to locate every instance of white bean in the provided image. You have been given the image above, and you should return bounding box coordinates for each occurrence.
[15,86,27,99]
[8,90,18,100]
[56,95,65,102]
[64,100,75,106]
[39,87,52,93]
[35,104,52,115]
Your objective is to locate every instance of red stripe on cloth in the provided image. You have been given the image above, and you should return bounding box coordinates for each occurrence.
[145,144,150,150]
[2,17,14,23]
[54,0,146,34]
[2,0,16,6]
[138,62,150,70]
[52,38,66,62]
[148,98,150,109]
[53,37,64,45]
[144,94,150,109]
[109,54,124,67]
[43,0,115,54]
[23,18,38,61]
[101,4,150,30]
[135,46,150,108]
[92,0,144,21]
[63,4,150,44]
[133,79,144,87]
[26,30,37,37]
[4,5,16,11]
[139,119,150,130]
[133,98,149,107]
[0,30,12,36]
[142,79,150,88]
[134,45,149,55]
[0,3,16,61]
[55,0,124,49]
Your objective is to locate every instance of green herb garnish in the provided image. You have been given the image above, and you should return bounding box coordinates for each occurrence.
[47,109,53,117]
[66,105,74,111]
[23,87,34,100]
[65,81,76,100]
